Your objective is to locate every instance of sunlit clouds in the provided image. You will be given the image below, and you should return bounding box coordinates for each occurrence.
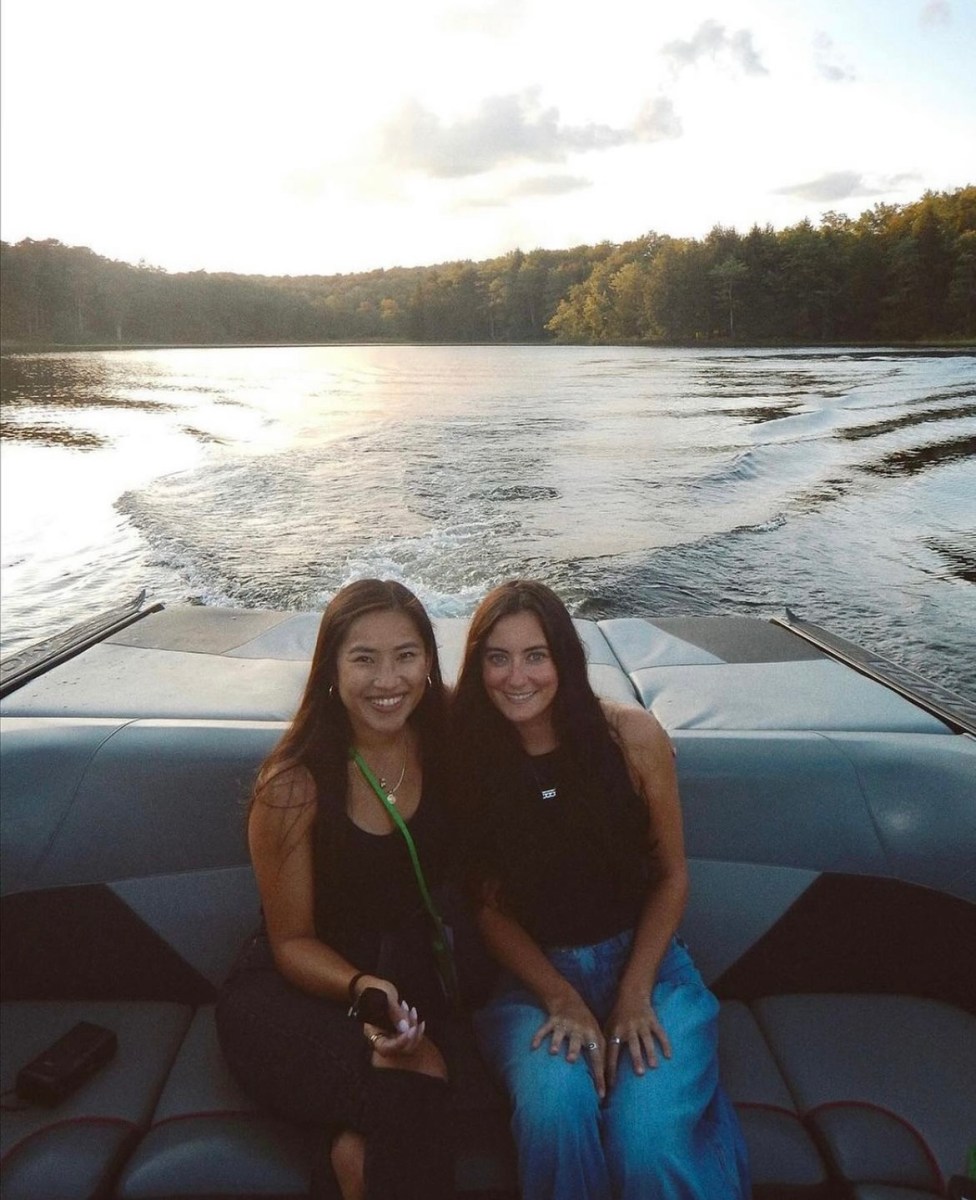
[1,0,972,276]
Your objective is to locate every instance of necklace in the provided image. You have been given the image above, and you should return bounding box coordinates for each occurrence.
[358,741,407,805]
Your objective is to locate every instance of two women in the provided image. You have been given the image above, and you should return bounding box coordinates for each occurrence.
[220,575,748,1200]
[452,580,750,1200]
[216,580,455,1200]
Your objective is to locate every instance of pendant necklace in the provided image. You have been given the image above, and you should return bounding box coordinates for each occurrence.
[359,741,407,805]
[379,758,407,804]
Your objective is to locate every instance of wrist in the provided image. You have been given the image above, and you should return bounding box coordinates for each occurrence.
[542,976,579,1010]
[347,971,368,1002]
[617,968,652,1002]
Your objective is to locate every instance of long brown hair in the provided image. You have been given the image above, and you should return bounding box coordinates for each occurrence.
[451,580,645,895]
[453,579,605,755]
[254,579,447,814]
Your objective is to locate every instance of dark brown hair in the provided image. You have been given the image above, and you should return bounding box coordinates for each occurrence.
[452,579,604,752]
[451,580,641,896]
[254,579,446,813]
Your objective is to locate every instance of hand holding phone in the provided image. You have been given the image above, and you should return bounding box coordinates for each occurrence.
[349,986,397,1032]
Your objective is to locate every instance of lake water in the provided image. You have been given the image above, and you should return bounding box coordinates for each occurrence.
[1,344,974,699]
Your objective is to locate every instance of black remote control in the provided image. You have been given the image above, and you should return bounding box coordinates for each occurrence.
[15,1021,117,1106]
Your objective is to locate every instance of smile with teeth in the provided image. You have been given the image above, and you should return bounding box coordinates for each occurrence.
[504,691,537,703]
[369,695,406,710]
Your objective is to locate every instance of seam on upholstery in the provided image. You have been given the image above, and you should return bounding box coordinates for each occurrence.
[747,1000,810,1115]
[814,730,891,867]
[733,1099,805,1122]
[806,1098,944,1193]
[28,719,138,883]
[0,1115,136,1168]
[148,1108,262,1130]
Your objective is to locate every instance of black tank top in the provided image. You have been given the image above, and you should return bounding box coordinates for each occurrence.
[493,741,651,948]
[306,765,454,1020]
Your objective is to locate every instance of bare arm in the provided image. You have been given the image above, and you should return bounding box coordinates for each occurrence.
[248,765,363,1002]
[602,700,689,1078]
[249,766,425,1052]
[476,885,610,1099]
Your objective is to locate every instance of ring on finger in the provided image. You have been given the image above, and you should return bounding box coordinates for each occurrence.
[586,1041,598,1051]
[609,1035,622,1044]
[367,1031,381,1047]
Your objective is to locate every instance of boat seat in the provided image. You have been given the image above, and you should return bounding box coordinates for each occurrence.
[753,994,976,1198]
[114,1008,316,1198]
[2,697,974,1197]
[0,1001,191,1200]
[114,1006,521,1198]
[717,1002,829,1194]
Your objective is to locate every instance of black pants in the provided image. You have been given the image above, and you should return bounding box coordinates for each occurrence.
[215,933,453,1200]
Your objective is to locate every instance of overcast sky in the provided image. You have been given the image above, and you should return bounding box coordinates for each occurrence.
[1,0,973,277]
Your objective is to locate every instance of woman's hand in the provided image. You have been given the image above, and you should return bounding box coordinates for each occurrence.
[604,992,672,1088]
[531,994,608,1100]
[366,999,426,1057]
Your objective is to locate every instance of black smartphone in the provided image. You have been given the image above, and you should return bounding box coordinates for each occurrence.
[349,986,396,1032]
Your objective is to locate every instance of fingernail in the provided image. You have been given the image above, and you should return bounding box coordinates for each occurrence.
[410,1007,417,1020]
[400,1000,408,1010]
[397,1019,410,1033]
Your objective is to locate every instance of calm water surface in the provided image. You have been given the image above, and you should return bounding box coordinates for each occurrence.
[2,344,974,697]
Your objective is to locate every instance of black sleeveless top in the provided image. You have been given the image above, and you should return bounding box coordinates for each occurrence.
[490,740,652,948]
[312,770,454,1014]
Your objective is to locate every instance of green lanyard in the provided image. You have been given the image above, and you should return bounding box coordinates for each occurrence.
[351,749,460,1007]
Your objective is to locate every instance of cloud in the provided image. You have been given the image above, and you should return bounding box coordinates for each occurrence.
[920,0,952,26]
[509,174,592,197]
[813,33,856,83]
[775,170,922,202]
[379,90,680,179]
[455,174,592,210]
[635,97,683,142]
[662,20,768,76]
[441,0,524,37]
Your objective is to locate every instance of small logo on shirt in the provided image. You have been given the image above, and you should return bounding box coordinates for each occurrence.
[541,787,557,800]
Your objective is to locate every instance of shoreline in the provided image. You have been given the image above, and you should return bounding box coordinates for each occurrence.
[3,338,975,355]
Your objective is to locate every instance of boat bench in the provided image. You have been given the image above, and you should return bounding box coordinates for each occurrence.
[3,715,974,1199]
[2,613,975,1198]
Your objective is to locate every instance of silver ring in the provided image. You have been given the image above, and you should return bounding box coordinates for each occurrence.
[367,1031,381,1047]
[609,1035,622,1044]
[586,1041,598,1051]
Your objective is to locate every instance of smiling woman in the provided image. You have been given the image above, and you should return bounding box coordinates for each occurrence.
[481,611,560,752]
[214,578,456,1200]
[451,580,751,1199]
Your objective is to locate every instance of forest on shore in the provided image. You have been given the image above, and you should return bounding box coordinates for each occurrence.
[2,187,973,348]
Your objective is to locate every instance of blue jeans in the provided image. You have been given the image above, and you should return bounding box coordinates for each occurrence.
[473,932,750,1200]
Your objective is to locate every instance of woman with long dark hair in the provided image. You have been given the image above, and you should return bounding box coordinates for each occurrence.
[216,580,454,1200]
[452,580,749,1200]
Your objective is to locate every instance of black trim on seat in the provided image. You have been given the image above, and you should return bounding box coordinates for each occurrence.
[713,873,976,1013]
[1,885,215,1004]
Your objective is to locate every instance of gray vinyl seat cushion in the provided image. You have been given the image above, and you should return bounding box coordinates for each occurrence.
[0,1002,192,1200]
[753,994,976,1194]
[115,1008,316,1199]
[116,1007,521,1198]
[717,1002,828,1191]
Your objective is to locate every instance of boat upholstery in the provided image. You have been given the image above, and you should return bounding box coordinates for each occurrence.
[2,609,974,1199]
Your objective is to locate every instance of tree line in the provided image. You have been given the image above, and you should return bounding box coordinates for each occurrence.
[1,187,973,348]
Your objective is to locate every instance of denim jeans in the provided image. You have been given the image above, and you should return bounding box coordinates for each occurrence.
[473,931,750,1200]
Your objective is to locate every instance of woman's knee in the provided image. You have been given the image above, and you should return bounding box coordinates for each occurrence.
[371,1036,448,1082]
[510,1059,600,1138]
[330,1130,365,1200]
